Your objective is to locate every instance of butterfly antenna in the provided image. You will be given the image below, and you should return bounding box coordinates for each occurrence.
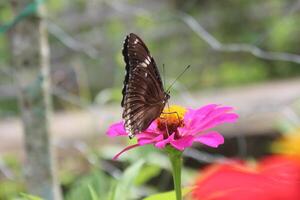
[166,65,191,92]
[162,64,166,90]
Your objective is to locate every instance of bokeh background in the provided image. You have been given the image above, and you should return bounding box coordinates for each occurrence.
[0,0,300,199]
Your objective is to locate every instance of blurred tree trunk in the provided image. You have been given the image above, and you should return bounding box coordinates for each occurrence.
[8,1,61,199]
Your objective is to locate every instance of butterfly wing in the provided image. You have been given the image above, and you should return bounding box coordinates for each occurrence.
[121,33,167,138]
[121,33,163,106]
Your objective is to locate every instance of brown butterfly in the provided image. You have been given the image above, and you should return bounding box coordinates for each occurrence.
[121,33,170,138]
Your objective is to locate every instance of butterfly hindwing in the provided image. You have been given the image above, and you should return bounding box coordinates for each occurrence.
[121,33,169,138]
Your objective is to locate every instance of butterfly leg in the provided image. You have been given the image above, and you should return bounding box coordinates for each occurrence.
[158,116,171,137]
[164,120,170,136]
[162,111,181,123]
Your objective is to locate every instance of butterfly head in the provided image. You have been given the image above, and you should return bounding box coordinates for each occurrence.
[163,91,170,103]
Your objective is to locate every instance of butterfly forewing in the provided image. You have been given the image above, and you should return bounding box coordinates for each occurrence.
[121,33,168,138]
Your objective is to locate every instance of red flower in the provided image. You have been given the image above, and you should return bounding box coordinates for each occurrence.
[191,155,300,200]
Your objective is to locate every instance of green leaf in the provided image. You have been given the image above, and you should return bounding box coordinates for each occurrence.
[19,193,43,200]
[65,170,112,200]
[107,181,117,200]
[0,178,24,199]
[101,145,169,170]
[142,188,191,200]
[112,159,145,200]
[134,164,161,186]
[0,0,45,33]
[88,184,99,200]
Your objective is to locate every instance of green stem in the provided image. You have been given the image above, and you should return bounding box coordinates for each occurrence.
[166,146,182,200]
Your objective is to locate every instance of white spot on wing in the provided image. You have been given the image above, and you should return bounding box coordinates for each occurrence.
[145,58,150,65]
[141,62,147,67]
[145,72,148,77]
[134,39,139,44]
[128,132,134,138]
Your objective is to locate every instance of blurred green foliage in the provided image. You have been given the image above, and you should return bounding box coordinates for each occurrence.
[1,0,300,113]
[0,180,24,200]
[0,98,18,117]
[218,61,267,85]
[269,17,300,51]
[65,170,112,200]
[0,155,24,199]
[110,160,144,200]
[0,1,300,199]
[19,193,43,200]
[143,187,191,200]
[0,143,197,199]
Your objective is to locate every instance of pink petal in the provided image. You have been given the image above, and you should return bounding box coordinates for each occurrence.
[184,104,218,126]
[200,113,238,131]
[194,131,224,148]
[183,105,219,133]
[183,105,238,135]
[190,106,233,128]
[193,104,219,116]
[178,105,217,136]
[147,121,159,131]
[107,121,127,137]
[113,144,140,160]
[138,134,164,145]
[155,133,175,149]
[137,131,160,139]
[170,135,194,151]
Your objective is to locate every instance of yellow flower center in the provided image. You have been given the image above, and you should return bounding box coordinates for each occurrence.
[157,105,187,138]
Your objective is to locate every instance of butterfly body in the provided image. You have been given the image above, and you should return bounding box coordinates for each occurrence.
[121,33,169,138]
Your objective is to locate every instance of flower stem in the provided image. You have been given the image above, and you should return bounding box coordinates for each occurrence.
[166,146,182,200]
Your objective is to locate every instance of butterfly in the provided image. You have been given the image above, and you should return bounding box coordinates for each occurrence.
[121,33,170,138]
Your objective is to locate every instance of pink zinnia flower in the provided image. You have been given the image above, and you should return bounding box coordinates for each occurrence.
[107,104,238,159]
